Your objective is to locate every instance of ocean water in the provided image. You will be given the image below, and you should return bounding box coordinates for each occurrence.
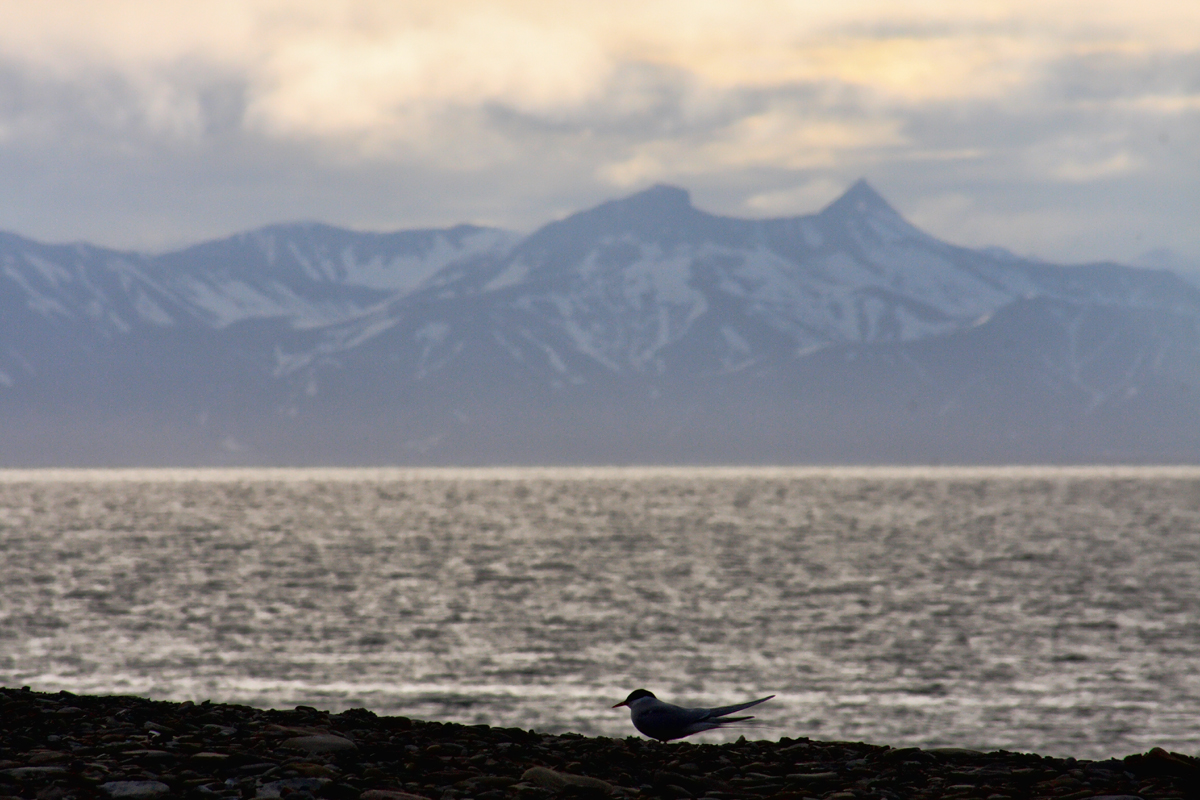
[1,466,1198,760]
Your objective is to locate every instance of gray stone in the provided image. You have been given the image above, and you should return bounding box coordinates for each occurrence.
[123,749,176,762]
[785,772,839,784]
[521,767,614,794]
[257,777,330,798]
[100,780,172,798]
[279,734,357,753]
[2,766,67,778]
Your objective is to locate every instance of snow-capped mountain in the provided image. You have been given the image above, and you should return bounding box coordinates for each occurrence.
[153,222,518,328]
[2,181,1198,465]
[297,181,1195,385]
[0,222,517,385]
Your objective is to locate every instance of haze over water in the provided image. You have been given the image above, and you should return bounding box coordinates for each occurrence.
[1,467,1198,760]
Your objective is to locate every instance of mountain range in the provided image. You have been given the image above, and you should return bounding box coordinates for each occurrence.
[2,180,1198,465]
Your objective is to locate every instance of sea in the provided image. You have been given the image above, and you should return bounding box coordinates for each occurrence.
[1,466,1198,761]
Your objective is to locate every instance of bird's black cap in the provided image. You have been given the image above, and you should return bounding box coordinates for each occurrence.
[613,689,656,707]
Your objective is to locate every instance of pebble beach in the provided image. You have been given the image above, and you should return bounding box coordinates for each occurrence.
[1,687,1195,800]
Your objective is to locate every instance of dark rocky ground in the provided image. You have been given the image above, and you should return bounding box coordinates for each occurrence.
[1,688,1196,800]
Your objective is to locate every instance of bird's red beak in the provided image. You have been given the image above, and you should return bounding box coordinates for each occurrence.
[611,701,627,708]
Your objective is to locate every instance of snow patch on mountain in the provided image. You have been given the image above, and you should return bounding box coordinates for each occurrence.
[131,289,175,326]
[341,227,518,292]
[485,259,531,292]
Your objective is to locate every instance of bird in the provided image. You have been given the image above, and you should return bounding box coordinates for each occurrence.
[612,689,774,741]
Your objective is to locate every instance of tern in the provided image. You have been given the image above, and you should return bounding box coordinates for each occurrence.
[612,689,774,741]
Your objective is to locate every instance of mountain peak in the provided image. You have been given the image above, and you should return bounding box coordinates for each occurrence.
[816,178,930,243]
[522,184,700,253]
[576,183,695,222]
[614,183,692,211]
[820,179,896,217]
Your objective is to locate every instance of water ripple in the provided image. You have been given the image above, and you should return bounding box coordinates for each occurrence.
[1,467,1198,759]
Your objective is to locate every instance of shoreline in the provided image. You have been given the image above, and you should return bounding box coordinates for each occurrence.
[6,465,1200,484]
[1,687,1195,800]
[2,690,1200,800]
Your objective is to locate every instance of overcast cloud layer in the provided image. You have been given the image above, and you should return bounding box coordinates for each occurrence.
[0,1,1197,267]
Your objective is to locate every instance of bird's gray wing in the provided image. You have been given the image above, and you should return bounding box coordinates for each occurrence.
[632,701,718,740]
[703,695,775,719]
[642,702,715,726]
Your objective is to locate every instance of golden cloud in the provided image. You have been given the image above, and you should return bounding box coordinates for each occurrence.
[0,0,1197,154]
[598,111,906,186]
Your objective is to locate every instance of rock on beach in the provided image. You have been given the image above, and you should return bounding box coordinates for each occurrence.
[1,686,1197,800]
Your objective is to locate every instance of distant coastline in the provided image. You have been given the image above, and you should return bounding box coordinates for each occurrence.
[5,463,1200,482]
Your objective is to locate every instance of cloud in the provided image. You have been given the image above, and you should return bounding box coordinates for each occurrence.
[597,109,907,186]
[0,1,1198,263]
[242,6,614,151]
[4,1,1196,154]
[905,189,1164,264]
[743,179,849,215]
[1048,151,1143,182]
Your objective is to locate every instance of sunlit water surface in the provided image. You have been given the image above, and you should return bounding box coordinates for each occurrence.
[2,466,1199,760]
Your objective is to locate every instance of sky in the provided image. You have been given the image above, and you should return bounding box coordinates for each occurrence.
[0,1,1197,268]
